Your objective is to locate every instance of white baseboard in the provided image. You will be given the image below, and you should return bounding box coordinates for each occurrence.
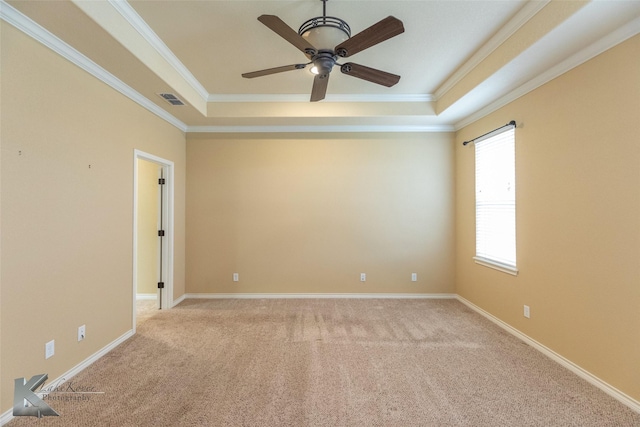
[172,293,186,306]
[136,293,157,300]
[183,292,457,300]
[455,295,640,414]
[0,329,134,426]
[4,293,636,424]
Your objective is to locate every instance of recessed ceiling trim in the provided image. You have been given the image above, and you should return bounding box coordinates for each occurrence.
[0,1,187,133]
[207,94,435,103]
[434,0,550,101]
[187,125,455,134]
[107,0,209,101]
[454,15,640,131]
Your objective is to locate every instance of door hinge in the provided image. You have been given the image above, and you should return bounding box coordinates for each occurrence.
[157,282,165,289]
[158,178,166,185]
[158,230,165,237]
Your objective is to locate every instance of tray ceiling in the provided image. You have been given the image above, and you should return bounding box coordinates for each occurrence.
[4,0,640,132]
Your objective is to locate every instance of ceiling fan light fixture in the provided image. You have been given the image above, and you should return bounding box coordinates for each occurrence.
[311,53,336,76]
[243,0,404,102]
[298,17,350,50]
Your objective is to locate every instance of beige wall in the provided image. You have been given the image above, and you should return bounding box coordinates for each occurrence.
[3,5,638,417]
[136,159,161,295]
[186,133,455,295]
[455,35,640,401]
[0,23,186,413]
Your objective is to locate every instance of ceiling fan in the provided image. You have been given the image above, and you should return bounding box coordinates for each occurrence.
[242,0,404,102]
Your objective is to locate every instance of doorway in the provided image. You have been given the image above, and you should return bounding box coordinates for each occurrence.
[133,150,174,330]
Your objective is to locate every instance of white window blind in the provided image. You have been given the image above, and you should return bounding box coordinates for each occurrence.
[475,126,516,272]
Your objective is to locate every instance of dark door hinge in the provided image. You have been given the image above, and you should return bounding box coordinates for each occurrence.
[157,282,165,289]
[158,230,165,237]
[158,178,166,185]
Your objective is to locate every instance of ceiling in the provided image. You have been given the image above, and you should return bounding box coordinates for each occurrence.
[3,0,640,133]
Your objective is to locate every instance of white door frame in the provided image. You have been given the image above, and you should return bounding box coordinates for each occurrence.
[133,149,174,331]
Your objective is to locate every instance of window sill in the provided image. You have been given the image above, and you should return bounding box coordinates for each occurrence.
[473,257,518,276]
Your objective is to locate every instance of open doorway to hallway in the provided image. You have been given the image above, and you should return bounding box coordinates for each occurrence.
[133,150,174,329]
[136,158,162,307]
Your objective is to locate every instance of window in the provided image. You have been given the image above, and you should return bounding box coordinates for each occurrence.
[474,125,517,275]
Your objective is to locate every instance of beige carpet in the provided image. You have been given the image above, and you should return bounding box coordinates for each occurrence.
[8,298,640,426]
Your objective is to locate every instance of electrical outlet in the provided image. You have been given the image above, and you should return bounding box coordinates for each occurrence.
[78,325,86,342]
[360,273,366,282]
[524,305,530,319]
[45,340,55,359]
[233,273,239,282]
[411,273,417,282]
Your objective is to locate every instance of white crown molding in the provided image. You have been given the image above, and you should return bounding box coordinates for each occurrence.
[72,1,434,107]
[0,1,187,133]
[186,124,455,134]
[434,0,550,101]
[454,14,640,131]
[108,0,209,102]
[183,293,456,299]
[456,296,640,414]
[208,93,435,103]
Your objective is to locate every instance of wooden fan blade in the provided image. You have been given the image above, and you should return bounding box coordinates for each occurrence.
[258,15,317,56]
[242,64,307,79]
[335,16,404,58]
[310,74,330,102]
[340,63,400,87]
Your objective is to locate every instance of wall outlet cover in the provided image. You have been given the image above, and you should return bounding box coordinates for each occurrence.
[45,340,55,359]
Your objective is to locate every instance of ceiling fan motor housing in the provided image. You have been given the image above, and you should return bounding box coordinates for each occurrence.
[313,51,337,76]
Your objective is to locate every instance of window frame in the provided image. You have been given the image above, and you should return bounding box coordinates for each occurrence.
[473,125,518,276]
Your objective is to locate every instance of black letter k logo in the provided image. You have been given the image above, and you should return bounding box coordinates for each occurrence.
[13,374,59,418]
